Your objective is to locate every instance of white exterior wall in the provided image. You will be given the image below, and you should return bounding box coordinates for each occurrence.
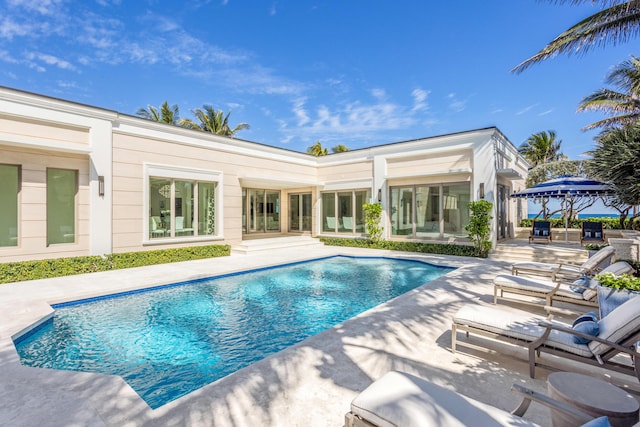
[0,87,528,262]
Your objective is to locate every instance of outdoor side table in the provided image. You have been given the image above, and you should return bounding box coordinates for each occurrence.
[547,372,639,427]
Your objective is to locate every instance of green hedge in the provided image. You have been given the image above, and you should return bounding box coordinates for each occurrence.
[0,244,230,284]
[519,217,627,229]
[319,237,479,257]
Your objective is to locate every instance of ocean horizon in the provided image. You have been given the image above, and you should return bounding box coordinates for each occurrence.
[527,213,620,219]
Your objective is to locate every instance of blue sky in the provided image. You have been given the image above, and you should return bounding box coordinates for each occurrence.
[0,0,635,159]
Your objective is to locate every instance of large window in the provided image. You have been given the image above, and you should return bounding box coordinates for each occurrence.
[390,183,470,239]
[321,189,370,234]
[47,168,77,245]
[149,178,217,239]
[0,165,19,247]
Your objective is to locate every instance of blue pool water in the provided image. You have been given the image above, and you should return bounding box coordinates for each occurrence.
[14,256,453,408]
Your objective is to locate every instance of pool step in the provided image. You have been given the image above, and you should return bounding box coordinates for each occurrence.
[232,236,325,255]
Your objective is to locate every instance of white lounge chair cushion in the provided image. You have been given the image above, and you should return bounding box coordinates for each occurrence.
[512,262,561,274]
[512,246,616,278]
[350,371,539,427]
[589,295,640,356]
[494,275,584,300]
[600,261,634,276]
[454,304,593,358]
[582,262,634,301]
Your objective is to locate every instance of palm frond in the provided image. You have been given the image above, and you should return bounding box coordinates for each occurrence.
[512,1,640,73]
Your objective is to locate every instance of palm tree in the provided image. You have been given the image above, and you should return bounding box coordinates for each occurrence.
[578,55,640,130]
[587,123,640,207]
[180,105,250,137]
[136,101,180,125]
[331,144,350,153]
[307,141,328,156]
[512,0,640,73]
[519,131,566,167]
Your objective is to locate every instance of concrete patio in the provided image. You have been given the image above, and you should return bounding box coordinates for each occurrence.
[0,243,637,426]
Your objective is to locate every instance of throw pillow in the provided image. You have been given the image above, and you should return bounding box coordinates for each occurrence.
[572,311,599,344]
[581,416,612,427]
[570,275,589,293]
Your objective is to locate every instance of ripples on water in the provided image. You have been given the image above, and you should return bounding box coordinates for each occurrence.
[15,256,453,408]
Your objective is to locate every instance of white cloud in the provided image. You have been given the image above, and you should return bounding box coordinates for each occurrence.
[7,0,65,15]
[293,98,310,126]
[516,103,538,115]
[411,87,429,111]
[0,18,32,39]
[25,51,77,71]
[371,88,386,100]
[447,92,467,112]
[538,109,554,116]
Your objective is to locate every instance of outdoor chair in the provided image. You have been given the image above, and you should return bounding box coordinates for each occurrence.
[342,216,353,232]
[529,220,552,244]
[581,222,606,245]
[344,370,606,427]
[451,295,640,381]
[326,216,336,231]
[494,261,634,311]
[511,245,615,281]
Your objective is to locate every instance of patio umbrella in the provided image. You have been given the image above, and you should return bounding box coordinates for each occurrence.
[510,175,614,242]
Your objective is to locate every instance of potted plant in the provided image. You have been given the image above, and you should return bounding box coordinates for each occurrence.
[596,272,640,317]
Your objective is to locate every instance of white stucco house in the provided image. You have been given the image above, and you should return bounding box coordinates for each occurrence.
[0,86,529,262]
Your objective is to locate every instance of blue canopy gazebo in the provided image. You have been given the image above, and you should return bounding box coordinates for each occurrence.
[511,176,614,243]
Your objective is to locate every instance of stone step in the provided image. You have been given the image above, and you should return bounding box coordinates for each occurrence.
[232,236,324,255]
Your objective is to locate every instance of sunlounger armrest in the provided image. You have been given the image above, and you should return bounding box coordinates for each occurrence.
[510,384,594,423]
[537,321,640,358]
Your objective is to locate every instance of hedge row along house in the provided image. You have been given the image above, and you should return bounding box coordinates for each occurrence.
[0,86,529,262]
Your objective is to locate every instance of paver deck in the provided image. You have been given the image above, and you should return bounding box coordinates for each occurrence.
[0,245,636,426]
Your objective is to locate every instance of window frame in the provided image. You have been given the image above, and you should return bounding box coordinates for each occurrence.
[0,164,20,248]
[320,189,371,235]
[46,167,78,246]
[389,182,471,240]
[144,164,223,244]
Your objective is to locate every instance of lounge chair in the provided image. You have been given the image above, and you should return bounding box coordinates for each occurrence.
[345,370,605,427]
[511,245,615,281]
[529,220,552,244]
[451,295,640,381]
[494,261,634,310]
[581,222,606,245]
[342,216,353,232]
[326,216,336,231]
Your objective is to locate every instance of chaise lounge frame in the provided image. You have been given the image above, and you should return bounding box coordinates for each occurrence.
[495,261,634,311]
[451,305,640,382]
[344,370,597,427]
[511,245,616,282]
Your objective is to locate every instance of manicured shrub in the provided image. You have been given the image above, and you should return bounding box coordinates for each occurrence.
[319,237,477,257]
[519,217,623,229]
[0,244,230,284]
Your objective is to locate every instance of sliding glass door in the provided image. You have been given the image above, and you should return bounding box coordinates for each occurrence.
[289,193,312,232]
[244,188,281,234]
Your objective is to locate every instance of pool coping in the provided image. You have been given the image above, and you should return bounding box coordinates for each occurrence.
[0,245,570,426]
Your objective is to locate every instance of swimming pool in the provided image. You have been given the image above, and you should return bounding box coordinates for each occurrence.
[14,256,453,408]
